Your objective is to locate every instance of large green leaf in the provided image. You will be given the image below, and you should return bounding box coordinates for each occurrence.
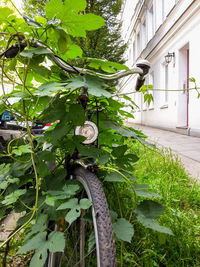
[113,218,134,243]
[103,120,138,138]
[35,82,67,96]
[12,144,32,156]
[57,197,92,225]
[17,231,65,267]
[2,189,27,205]
[67,75,111,98]
[104,172,125,182]
[20,47,53,58]
[64,45,83,59]
[137,215,173,235]
[135,200,164,219]
[88,58,129,73]
[45,0,105,37]
[135,185,162,199]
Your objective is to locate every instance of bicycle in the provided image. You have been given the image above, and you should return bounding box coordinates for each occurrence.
[1,41,150,267]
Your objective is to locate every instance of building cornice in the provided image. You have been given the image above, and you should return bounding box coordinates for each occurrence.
[141,0,199,61]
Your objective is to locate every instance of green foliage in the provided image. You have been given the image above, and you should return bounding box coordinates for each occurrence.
[0,1,171,266]
[113,218,134,243]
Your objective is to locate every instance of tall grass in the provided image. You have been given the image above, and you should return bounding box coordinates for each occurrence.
[123,141,200,266]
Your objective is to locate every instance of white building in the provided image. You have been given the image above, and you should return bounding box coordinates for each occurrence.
[120,0,200,137]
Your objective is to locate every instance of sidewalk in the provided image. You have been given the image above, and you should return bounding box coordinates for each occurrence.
[126,123,200,182]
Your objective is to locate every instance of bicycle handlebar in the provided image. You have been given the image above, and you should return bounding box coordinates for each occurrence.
[0,40,151,83]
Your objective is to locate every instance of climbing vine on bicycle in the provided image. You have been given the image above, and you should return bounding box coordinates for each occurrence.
[0,0,172,266]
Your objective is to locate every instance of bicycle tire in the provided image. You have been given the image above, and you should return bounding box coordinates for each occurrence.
[46,166,117,267]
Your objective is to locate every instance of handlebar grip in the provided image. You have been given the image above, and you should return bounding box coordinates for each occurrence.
[135,75,145,91]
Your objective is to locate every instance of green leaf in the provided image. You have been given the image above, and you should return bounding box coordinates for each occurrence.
[18,232,47,254]
[12,145,31,156]
[20,47,53,58]
[68,104,86,126]
[58,30,69,54]
[79,198,92,209]
[0,177,19,190]
[88,231,95,253]
[45,0,104,37]
[103,120,138,138]
[135,200,164,219]
[0,7,13,20]
[65,208,81,225]
[57,198,79,210]
[35,82,67,96]
[137,215,173,235]
[88,58,129,73]
[135,189,162,199]
[48,231,65,252]
[104,172,125,182]
[67,75,111,98]
[113,218,134,242]
[189,77,196,83]
[0,163,12,182]
[2,189,27,205]
[64,45,83,59]
[17,231,65,267]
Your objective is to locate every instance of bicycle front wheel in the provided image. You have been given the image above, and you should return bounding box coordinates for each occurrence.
[46,166,117,267]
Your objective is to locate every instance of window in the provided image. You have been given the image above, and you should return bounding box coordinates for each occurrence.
[141,18,147,51]
[148,4,154,41]
[133,41,135,63]
[136,31,141,57]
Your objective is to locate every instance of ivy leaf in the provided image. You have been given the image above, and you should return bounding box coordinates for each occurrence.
[0,177,19,190]
[113,218,134,243]
[17,231,65,267]
[85,75,111,98]
[104,172,125,182]
[137,215,173,235]
[103,120,138,138]
[57,198,79,210]
[20,48,53,58]
[12,145,31,156]
[0,7,13,20]
[65,208,81,225]
[87,58,129,73]
[79,198,92,209]
[135,200,164,219]
[35,82,67,96]
[0,163,11,182]
[57,198,92,225]
[135,188,162,199]
[45,0,104,37]
[2,189,27,205]
[48,231,65,252]
[67,75,111,98]
[64,45,83,59]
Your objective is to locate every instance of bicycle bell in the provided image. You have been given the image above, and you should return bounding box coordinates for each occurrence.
[74,121,98,144]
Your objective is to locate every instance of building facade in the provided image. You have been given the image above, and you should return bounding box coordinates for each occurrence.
[120,0,200,137]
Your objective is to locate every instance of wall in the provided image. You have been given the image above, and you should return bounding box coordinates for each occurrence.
[120,0,200,136]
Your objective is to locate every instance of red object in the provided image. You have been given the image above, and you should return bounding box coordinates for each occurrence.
[45,123,52,126]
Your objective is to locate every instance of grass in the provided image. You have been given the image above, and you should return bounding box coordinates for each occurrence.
[122,140,200,266]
